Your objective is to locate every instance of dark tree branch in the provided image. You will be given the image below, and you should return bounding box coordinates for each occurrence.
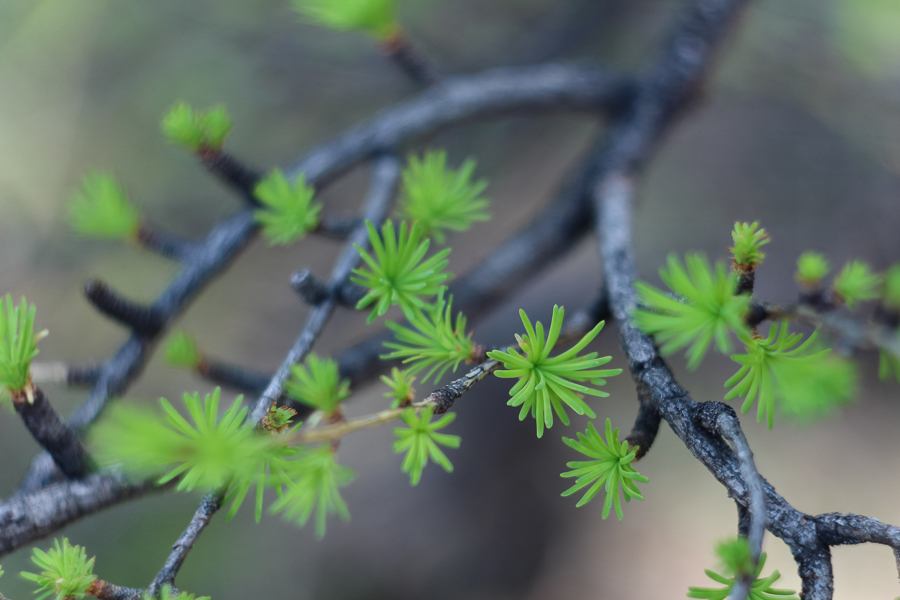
[84,280,166,337]
[136,224,196,262]
[697,402,767,600]
[149,492,223,595]
[198,148,264,200]
[290,269,333,306]
[0,473,163,557]
[314,213,363,240]
[89,580,144,600]
[288,62,635,186]
[382,33,444,87]
[196,360,272,397]
[428,359,501,415]
[12,387,93,479]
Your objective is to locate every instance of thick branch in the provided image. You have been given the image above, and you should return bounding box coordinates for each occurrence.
[0,473,162,557]
[12,387,93,479]
[198,148,263,199]
[84,280,165,337]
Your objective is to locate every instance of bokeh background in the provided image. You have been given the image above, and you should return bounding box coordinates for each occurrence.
[1,0,900,598]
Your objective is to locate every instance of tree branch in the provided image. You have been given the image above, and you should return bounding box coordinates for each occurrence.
[0,473,163,557]
[11,387,93,479]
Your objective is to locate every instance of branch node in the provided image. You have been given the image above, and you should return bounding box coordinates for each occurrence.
[291,270,331,306]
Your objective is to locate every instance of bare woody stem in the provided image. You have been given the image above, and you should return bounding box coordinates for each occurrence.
[12,387,93,479]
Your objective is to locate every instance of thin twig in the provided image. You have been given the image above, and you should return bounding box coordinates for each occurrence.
[248,155,402,423]
[149,491,222,595]
[381,32,444,86]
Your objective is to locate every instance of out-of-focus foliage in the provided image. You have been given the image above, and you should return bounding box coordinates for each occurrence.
[68,172,141,240]
[253,170,322,246]
[392,407,460,486]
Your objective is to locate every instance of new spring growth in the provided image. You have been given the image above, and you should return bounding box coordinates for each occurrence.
[285,354,351,417]
[398,150,490,244]
[795,251,831,287]
[164,330,203,370]
[0,295,47,400]
[725,322,855,429]
[162,102,233,152]
[687,546,798,600]
[488,305,621,438]
[381,367,416,407]
[560,419,648,520]
[633,253,750,370]
[291,0,399,41]
[393,406,461,486]
[382,290,476,384]
[142,585,210,600]
[21,538,97,600]
[351,220,452,323]
[729,221,769,271]
[833,260,881,309]
[68,172,141,240]
[253,170,322,246]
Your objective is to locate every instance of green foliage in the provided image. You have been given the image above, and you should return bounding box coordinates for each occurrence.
[269,444,355,538]
[0,295,46,393]
[487,306,621,438]
[560,419,648,520]
[92,388,265,491]
[687,551,798,600]
[253,170,322,246]
[882,264,900,310]
[143,584,210,600]
[260,404,299,434]
[393,407,461,486]
[795,252,831,286]
[161,102,232,151]
[284,354,351,415]
[382,291,475,384]
[724,322,855,429]
[634,254,750,370]
[351,220,452,323]
[291,0,398,40]
[715,537,754,576]
[729,221,769,269]
[398,150,490,244]
[834,260,881,309]
[880,350,900,383]
[68,172,141,240]
[165,331,203,369]
[20,538,96,600]
[381,367,416,407]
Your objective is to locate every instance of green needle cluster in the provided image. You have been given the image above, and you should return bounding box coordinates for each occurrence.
[285,354,351,415]
[879,350,900,384]
[688,551,797,600]
[634,253,750,370]
[725,322,855,429]
[393,407,461,486]
[560,419,648,520]
[729,221,770,269]
[269,444,355,538]
[68,172,141,240]
[834,260,881,309]
[21,538,97,600]
[881,263,900,310]
[351,220,452,323]
[398,150,490,244]
[161,102,232,152]
[91,388,265,491]
[488,306,621,438]
[253,170,322,246]
[795,251,831,286]
[291,0,398,40]
[164,330,203,369]
[382,291,475,383]
[381,367,416,407]
[0,295,46,394]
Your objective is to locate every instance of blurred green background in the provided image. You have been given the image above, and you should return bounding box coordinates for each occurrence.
[1,0,900,598]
